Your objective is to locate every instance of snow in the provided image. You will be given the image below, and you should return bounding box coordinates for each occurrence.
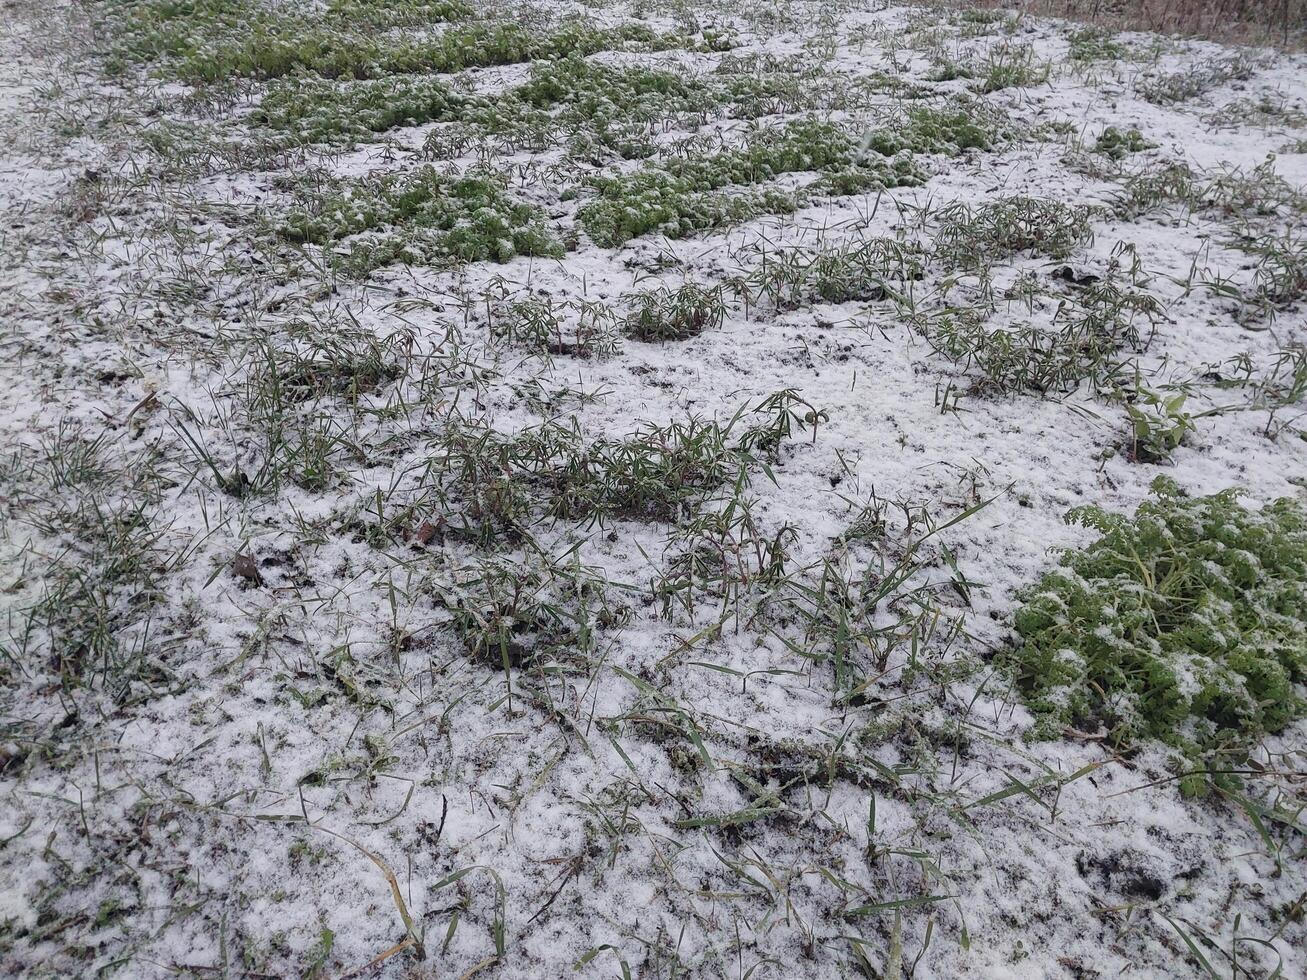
[0,1,1304,978]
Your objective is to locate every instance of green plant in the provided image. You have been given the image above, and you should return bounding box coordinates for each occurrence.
[1007,478,1307,787]
[1122,385,1196,462]
[1204,95,1307,131]
[973,42,1050,93]
[104,3,688,84]
[324,0,473,27]
[623,283,727,341]
[932,196,1097,268]
[253,52,716,147]
[916,262,1163,396]
[1136,55,1257,105]
[1113,159,1305,219]
[3,427,172,696]
[279,165,562,272]
[1067,27,1129,63]
[1094,126,1155,161]
[489,295,618,358]
[1238,231,1307,317]
[574,120,924,247]
[734,237,925,312]
[443,553,620,670]
[254,75,470,143]
[861,99,1012,157]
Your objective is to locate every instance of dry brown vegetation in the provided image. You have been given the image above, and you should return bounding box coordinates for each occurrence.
[946,0,1306,45]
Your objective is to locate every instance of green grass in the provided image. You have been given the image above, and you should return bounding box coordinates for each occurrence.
[324,0,475,27]
[1066,27,1130,63]
[278,166,563,272]
[733,237,925,311]
[862,99,1012,157]
[1,425,173,697]
[932,196,1097,268]
[623,283,727,341]
[575,120,925,247]
[253,75,470,143]
[917,275,1162,396]
[489,295,620,358]
[1114,159,1305,221]
[1136,55,1257,105]
[253,51,716,146]
[104,1,695,84]
[420,392,819,541]
[973,42,1051,93]
[1006,477,1307,787]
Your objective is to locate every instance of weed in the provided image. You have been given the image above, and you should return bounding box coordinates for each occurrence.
[442,552,621,670]
[932,196,1097,268]
[1204,95,1307,130]
[256,53,715,147]
[279,165,563,272]
[106,4,690,84]
[1122,384,1197,462]
[254,75,469,144]
[1136,55,1258,105]
[973,42,1051,93]
[324,0,474,28]
[1067,27,1129,63]
[917,267,1163,396]
[1212,348,1307,437]
[1094,126,1156,160]
[489,295,619,358]
[1006,477,1307,788]
[1236,231,1307,316]
[623,283,727,341]
[733,237,925,312]
[862,99,1013,157]
[575,120,924,247]
[3,428,175,696]
[654,486,797,625]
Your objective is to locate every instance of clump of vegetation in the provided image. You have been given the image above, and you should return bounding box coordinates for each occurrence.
[1204,95,1307,131]
[446,554,621,671]
[575,120,924,247]
[489,296,619,358]
[973,42,1051,93]
[1136,55,1257,105]
[104,1,689,84]
[254,74,470,143]
[734,237,925,311]
[513,53,709,116]
[1067,27,1129,63]
[279,166,562,272]
[917,275,1162,396]
[1237,231,1307,317]
[862,99,1013,157]
[494,55,717,159]
[1007,477,1307,785]
[430,414,742,535]
[623,283,727,341]
[1114,159,1305,221]
[932,196,1097,268]
[425,392,819,538]
[3,428,172,696]
[1121,383,1196,462]
[575,170,799,248]
[1094,126,1155,160]
[324,0,474,28]
[104,0,469,81]
[256,54,719,147]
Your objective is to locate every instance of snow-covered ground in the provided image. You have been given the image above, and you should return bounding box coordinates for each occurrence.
[1,1,1304,977]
